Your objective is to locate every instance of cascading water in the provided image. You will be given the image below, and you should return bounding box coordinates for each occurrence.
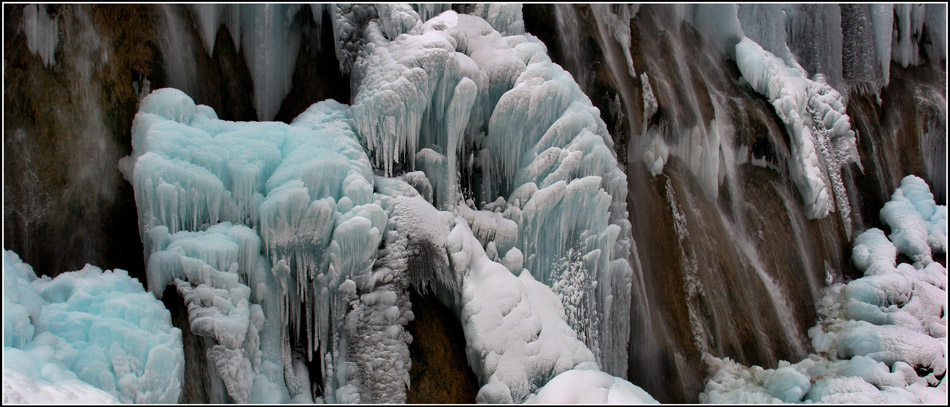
[3,3,946,405]
[540,3,944,402]
[159,4,202,102]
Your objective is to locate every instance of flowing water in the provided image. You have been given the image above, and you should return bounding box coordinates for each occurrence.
[3,3,946,404]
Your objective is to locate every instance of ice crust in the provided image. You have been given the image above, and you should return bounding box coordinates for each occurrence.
[126,89,394,402]
[735,36,862,237]
[700,177,947,404]
[2,250,183,404]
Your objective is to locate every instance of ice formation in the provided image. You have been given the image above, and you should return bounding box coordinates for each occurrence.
[735,36,861,237]
[733,4,944,89]
[590,4,638,79]
[2,250,184,404]
[627,4,942,235]
[117,5,645,402]
[187,4,309,120]
[892,4,948,68]
[346,8,634,376]
[700,176,947,404]
[19,4,59,68]
[124,88,399,403]
[468,3,524,36]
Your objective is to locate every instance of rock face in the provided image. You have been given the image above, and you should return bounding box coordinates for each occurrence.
[4,4,148,284]
[406,289,480,403]
[3,4,348,287]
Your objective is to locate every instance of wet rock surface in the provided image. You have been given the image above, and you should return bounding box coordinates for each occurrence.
[406,289,479,403]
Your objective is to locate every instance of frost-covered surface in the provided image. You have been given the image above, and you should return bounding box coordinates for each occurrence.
[2,250,183,404]
[735,36,862,237]
[122,5,647,403]
[700,176,947,404]
[124,89,397,402]
[346,9,634,376]
[19,4,59,68]
[526,369,658,404]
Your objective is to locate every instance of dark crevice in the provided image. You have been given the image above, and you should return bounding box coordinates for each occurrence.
[406,288,479,403]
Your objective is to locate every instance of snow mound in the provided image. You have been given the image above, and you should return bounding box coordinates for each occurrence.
[527,369,658,404]
[2,249,183,404]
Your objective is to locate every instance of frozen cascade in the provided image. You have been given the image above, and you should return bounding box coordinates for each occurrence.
[4,3,948,405]
[700,176,947,404]
[869,4,895,85]
[735,36,862,237]
[186,4,308,121]
[346,9,634,376]
[2,250,184,404]
[124,89,394,402]
[784,5,845,91]
[893,4,948,68]
[590,5,637,80]
[373,176,655,403]
[19,4,59,68]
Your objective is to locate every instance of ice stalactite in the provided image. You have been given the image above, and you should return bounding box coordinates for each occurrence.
[125,89,394,403]
[892,4,941,68]
[19,4,59,68]
[345,8,634,377]
[186,4,308,120]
